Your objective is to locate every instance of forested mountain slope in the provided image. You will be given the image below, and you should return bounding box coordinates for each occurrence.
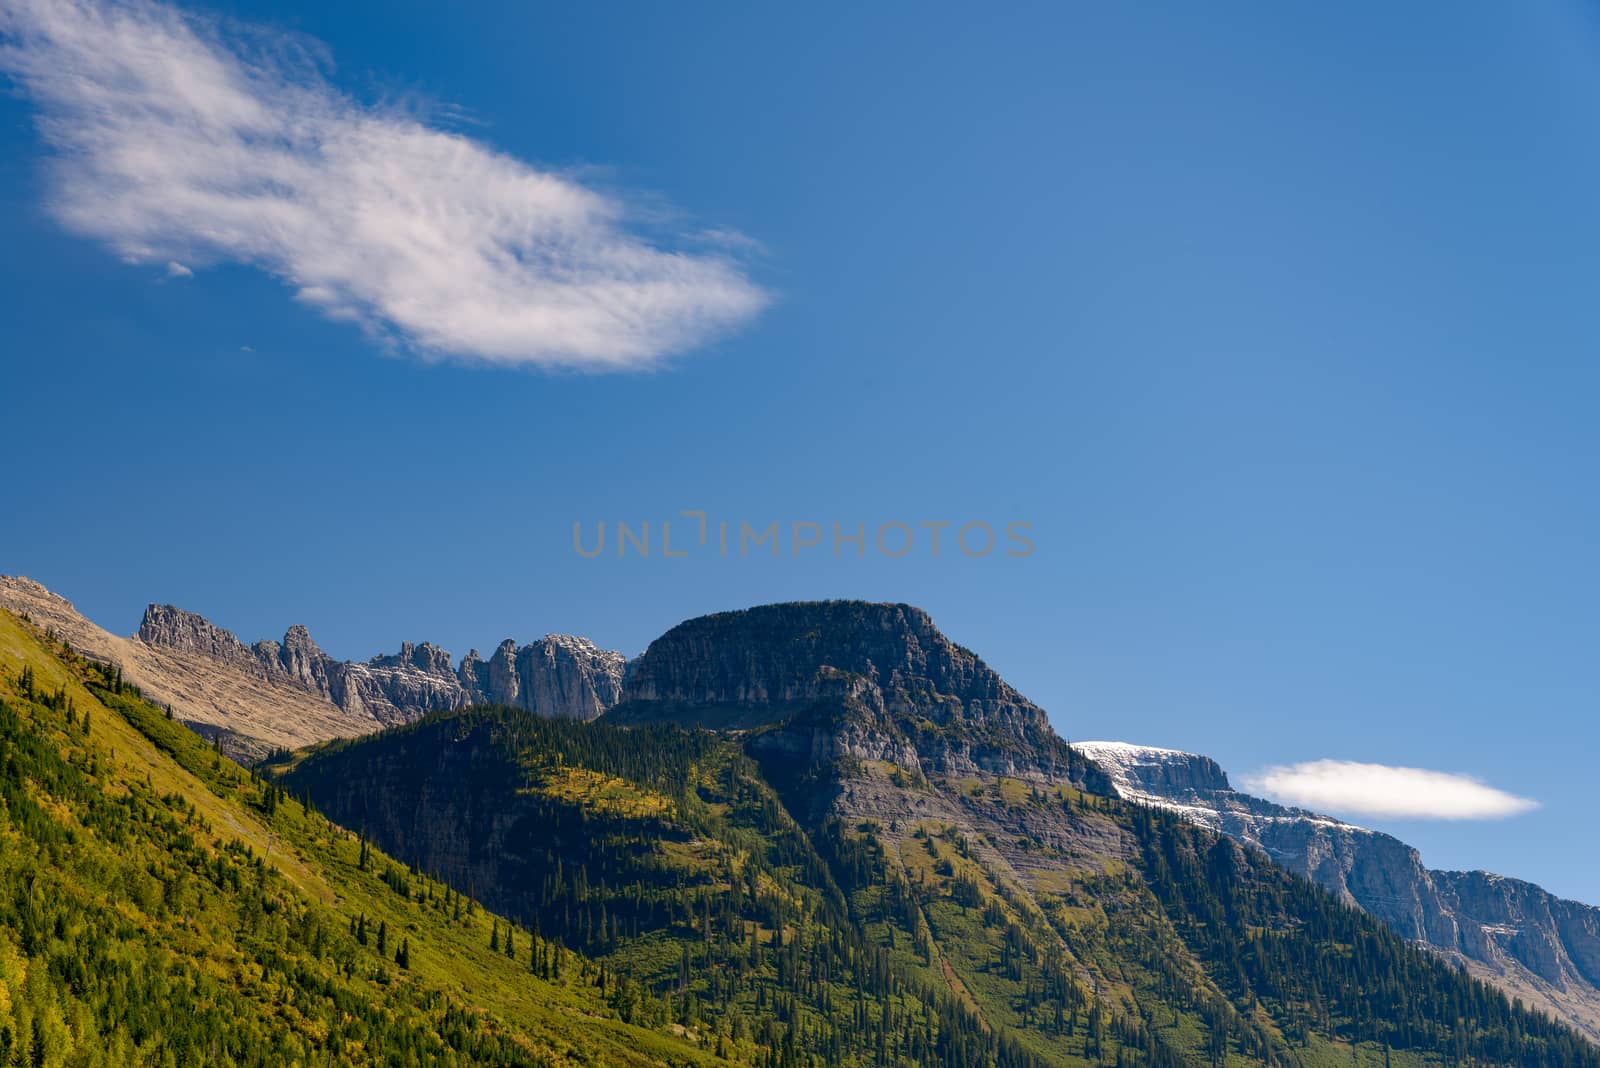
[274,602,1600,1068]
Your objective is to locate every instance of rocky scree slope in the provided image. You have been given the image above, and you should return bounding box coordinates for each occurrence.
[0,575,373,757]
[1075,740,1600,1042]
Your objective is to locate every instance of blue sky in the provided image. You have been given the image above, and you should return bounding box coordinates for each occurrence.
[3,1,1598,901]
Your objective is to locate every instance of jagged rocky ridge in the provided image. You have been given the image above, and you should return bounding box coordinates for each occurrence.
[1075,741,1600,1041]
[138,603,625,727]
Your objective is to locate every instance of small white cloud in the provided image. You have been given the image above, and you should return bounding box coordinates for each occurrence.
[1241,760,1539,821]
[165,260,192,278]
[0,0,767,370]
[238,345,254,352]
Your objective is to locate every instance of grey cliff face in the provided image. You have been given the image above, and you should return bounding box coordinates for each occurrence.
[519,634,627,721]
[482,639,518,706]
[138,604,260,671]
[1432,871,1600,989]
[1075,741,1600,1041]
[1095,746,1231,795]
[136,604,625,726]
[457,648,489,694]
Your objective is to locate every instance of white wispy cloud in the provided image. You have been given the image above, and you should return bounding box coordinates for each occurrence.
[1241,760,1539,821]
[165,260,192,279]
[0,0,767,369]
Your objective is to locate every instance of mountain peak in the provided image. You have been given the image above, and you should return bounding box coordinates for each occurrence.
[618,600,1030,722]
[607,600,1088,784]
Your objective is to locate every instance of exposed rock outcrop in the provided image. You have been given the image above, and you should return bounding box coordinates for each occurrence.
[517,634,627,720]
[138,603,260,670]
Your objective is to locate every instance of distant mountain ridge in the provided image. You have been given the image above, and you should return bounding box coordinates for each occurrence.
[1076,741,1600,1041]
[139,603,625,727]
[0,576,624,758]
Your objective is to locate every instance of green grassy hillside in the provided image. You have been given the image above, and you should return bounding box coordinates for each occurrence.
[0,608,728,1067]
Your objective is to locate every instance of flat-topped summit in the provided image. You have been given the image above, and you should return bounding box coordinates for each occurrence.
[607,600,1095,786]
[617,601,1045,726]
[1074,741,1233,797]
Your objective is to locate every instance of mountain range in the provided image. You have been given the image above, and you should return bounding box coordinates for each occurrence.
[268,599,1596,1066]
[2,575,1596,1064]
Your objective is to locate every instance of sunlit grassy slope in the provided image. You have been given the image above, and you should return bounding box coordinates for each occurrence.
[0,608,728,1067]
